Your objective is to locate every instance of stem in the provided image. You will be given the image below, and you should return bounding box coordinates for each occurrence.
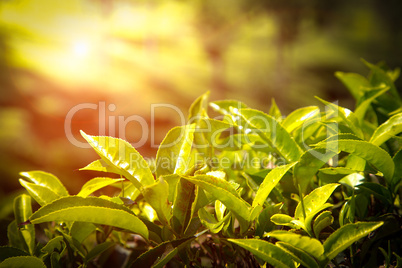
[298,184,307,220]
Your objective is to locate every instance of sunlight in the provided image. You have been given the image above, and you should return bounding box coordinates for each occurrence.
[72,41,91,58]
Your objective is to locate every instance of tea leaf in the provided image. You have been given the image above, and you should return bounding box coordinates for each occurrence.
[370,113,402,146]
[13,195,35,255]
[198,207,227,233]
[19,171,68,197]
[130,236,194,267]
[209,100,248,116]
[0,246,29,262]
[294,183,339,221]
[335,72,371,101]
[142,178,172,226]
[172,177,195,234]
[253,162,297,208]
[315,139,395,182]
[18,180,60,206]
[316,97,364,139]
[294,148,338,194]
[184,175,250,222]
[80,131,154,190]
[155,124,195,177]
[188,91,210,121]
[84,241,115,264]
[354,86,389,123]
[282,106,320,133]
[0,256,46,268]
[323,221,383,261]
[267,230,324,257]
[79,159,121,174]
[313,211,334,238]
[228,239,296,268]
[77,177,124,197]
[270,214,298,229]
[255,204,282,237]
[276,242,319,268]
[234,108,302,162]
[40,236,64,256]
[269,98,282,121]
[30,196,148,239]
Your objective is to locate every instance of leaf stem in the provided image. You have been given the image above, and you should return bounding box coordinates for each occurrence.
[298,184,307,220]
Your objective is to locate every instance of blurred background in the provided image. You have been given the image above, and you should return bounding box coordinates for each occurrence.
[0,0,401,195]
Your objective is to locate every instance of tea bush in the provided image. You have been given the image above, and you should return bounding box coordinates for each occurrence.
[1,60,401,267]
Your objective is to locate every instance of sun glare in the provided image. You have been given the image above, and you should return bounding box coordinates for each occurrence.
[72,41,90,57]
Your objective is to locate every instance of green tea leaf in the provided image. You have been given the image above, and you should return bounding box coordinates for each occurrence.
[228,239,296,268]
[270,214,298,229]
[40,236,64,256]
[276,242,319,268]
[282,106,320,133]
[294,183,339,221]
[80,131,154,190]
[313,211,334,238]
[189,185,215,220]
[162,174,181,203]
[0,246,29,262]
[77,177,124,197]
[18,180,60,207]
[253,162,297,207]
[198,207,227,233]
[184,175,250,222]
[269,98,282,121]
[172,177,195,234]
[339,173,365,189]
[13,195,35,255]
[315,139,395,182]
[362,60,402,115]
[69,222,96,243]
[60,232,86,258]
[50,252,61,268]
[255,204,282,237]
[316,97,364,139]
[30,196,148,239]
[267,230,324,257]
[0,256,46,268]
[318,167,356,184]
[7,221,25,252]
[142,177,172,226]
[79,159,120,174]
[188,91,209,121]
[357,183,393,205]
[335,72,371,101]
[363,60,401,101]
[234,108,302,162]
[354,86,389,123]
[294,148,337,194]
[155,124,195,177]
[323,221,383,261]
[197,118,232,149]
[370,113,402,146]
[84,241,115,264]
[209,100,248,116]
[129,236,194,267]
[19,171,68,197]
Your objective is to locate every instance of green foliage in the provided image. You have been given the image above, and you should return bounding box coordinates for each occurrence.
[2,60,402,267]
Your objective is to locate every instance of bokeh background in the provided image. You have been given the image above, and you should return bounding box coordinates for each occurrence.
[0,0,401,197]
